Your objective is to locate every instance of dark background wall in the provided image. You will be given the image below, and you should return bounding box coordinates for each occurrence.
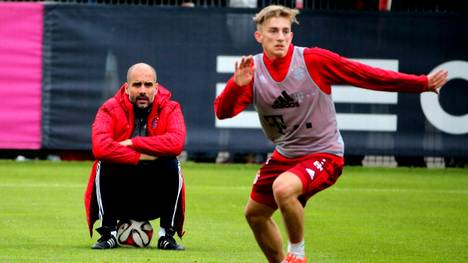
[40,5,468,158]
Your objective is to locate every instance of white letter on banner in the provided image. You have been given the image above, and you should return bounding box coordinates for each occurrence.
[216,56,261,129]
[420,61,468,135]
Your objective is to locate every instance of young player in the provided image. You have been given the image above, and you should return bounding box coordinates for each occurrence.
[214,5,448,263]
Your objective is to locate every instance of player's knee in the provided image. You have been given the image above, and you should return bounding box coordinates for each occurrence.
[272,175,298,205]
[244,207,265,226]
[244,207,257,222]
[272,180,290,203]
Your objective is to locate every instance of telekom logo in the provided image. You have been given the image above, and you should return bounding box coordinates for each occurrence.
[215,56,468,135]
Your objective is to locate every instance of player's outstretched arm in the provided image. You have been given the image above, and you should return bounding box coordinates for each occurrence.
[234,55,255,87]
[427,69,449,94]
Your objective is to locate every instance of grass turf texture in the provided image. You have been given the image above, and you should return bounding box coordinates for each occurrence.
[0,161,467,262]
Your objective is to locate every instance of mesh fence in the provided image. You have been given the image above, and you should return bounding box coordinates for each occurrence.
[1,0,467,12]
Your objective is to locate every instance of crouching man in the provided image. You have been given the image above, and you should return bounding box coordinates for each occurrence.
[84,62,186,250]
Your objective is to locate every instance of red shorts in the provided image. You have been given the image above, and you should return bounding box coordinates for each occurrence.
[250,151,344,209]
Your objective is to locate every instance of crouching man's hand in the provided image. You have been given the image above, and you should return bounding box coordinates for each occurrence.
[139,153,158,161]
[120,139,157,161]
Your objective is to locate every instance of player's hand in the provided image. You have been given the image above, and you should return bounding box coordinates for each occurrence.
[234,55,255,87]
[119,139,133,147]
[427,69,448,94]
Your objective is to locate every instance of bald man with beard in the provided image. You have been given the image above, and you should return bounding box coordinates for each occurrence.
[85,63,186,250]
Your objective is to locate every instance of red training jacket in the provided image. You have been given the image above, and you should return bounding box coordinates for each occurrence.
[84,83,186,238]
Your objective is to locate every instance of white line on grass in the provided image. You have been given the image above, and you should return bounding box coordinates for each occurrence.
[0,183,466,195]
[332,187,468,195]
[0,183,82,188]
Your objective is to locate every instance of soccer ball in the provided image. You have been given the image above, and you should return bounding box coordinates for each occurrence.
[116,219,153,247]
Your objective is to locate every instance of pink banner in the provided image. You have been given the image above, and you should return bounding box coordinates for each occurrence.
[0,3,43,149]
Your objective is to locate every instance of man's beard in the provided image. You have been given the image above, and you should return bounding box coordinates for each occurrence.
[131,94,150,108]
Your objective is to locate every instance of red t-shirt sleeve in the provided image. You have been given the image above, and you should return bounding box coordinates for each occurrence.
[214,76,253,119]
[303,47,429,94]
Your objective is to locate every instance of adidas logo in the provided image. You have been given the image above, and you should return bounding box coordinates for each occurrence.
[272,91,299,109]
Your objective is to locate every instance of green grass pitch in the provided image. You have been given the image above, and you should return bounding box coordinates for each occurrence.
[0,160,467,262]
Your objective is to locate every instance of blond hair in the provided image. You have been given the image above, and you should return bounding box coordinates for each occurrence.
[253,5,300,28]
